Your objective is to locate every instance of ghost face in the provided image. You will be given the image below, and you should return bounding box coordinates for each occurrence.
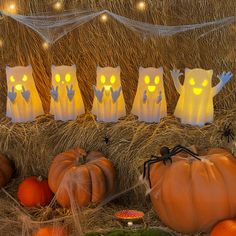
[51,65,77,89]
[184,69,213,96]
[96,66,121,92]
[6,65,35,92]
[138,67,164,94]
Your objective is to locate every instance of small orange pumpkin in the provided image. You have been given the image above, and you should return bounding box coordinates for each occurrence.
[48,148,115,207]
[210,220,236,236]
[33,226,67,236]
[148,148,236,234]
[0,153,13,188]
[18,176,53,207]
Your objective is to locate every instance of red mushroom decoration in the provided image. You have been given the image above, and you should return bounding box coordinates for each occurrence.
[114,210,144,226]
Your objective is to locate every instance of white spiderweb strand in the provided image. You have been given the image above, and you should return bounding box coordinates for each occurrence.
[1,9,235,44]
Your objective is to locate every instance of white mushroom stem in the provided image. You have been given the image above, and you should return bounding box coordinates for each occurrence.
[127,221,133,227]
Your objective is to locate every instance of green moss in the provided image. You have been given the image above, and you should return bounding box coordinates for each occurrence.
[85,229,171,236]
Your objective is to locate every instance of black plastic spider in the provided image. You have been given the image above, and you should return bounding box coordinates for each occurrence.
[143,145,200,187]
[219,123,235,143]
[103,135,109,144]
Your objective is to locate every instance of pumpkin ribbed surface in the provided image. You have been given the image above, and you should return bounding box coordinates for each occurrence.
[210,219,236,236]
[48,148,115,207]
[17,176,53,207]
[150,148,236,234]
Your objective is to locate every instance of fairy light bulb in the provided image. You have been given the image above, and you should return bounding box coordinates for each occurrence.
[100,14,108,23]
[53,1,63,11]
[8,3,17,13]
[42,42,49,50]
[137,1,146,11]
[0,39,3,48]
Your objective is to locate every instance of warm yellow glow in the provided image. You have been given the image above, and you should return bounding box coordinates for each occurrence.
[10,76,15,82]
[104,85,112,91]
[202,79,208,87]
[42,42,49,50]
[189,78,195,86]
[154,76,160,85]
[100,14,108,22]
[0,39,3,48]
[65,73,71,82]
[8,3,16,13]
[101,75,106,84]
[144,75,150,84]
[22,74,28,82]
[53,1,63,10]
[110,75,116,84]
[193,88,202,95]
[55,74,61,83]
[15,84,22,91]
[148,85,156,93]
[137,1,146,11]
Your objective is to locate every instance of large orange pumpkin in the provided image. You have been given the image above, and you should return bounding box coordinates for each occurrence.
[18,176,53,207]
[48,148,115,207]
[149,148,236,234]
[0,153,13,187]
[33,226,68,236]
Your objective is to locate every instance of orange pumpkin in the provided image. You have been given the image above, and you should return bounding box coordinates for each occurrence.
[210,219,236,236]
[33,226,67,236]
[0,153,13,187]
[48,148,115,207]
[18,176,53,207]
[149,148,236,234]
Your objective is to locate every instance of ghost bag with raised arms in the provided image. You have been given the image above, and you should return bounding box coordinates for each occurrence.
[145,147,236,234]
[48,148,115,207]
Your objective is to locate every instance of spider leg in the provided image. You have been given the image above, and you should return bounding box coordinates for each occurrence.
[146,159,160,188]
[171,148,201,160]
[143,156,160,178]
[170,145,184,153]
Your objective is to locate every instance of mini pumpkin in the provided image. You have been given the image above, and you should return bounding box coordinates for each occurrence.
[148,148,236,234]
[33,226,67,236]
[18,176,53,207]
[0,153,13,188]
[210,219,236,236]
[48,148,115,207]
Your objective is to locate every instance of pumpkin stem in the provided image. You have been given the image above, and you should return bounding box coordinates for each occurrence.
[37,176,43,182]
[76,155,87,165]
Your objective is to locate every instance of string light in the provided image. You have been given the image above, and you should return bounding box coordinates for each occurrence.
[0,39,3,48]
[100,14,108,23]
[7,3,17,13]
[53,1,63,11]
[137,1,146,11]
[42,42,49,50]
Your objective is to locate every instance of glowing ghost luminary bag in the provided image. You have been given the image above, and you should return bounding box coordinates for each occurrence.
[6,65,44,123]
[171,68,233,127]
[132,67,167,123]
[50,65,85,121]
[92,66,126,122]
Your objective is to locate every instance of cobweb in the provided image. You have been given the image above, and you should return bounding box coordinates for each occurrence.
[1,9,235,44]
